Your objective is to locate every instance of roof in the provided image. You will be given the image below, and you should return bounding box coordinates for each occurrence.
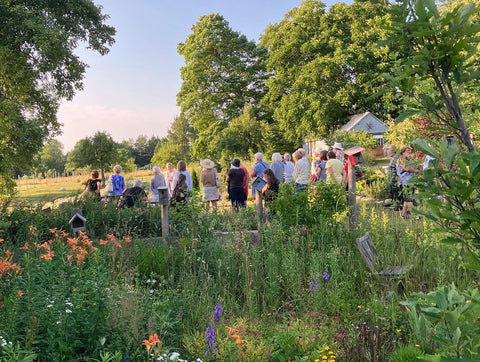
[341,112,389,134]
[69,213,87,224]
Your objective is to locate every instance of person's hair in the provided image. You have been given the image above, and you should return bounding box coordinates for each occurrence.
[296,148,306,158]
[271,152,282,162]
[284,153,291,162]
[133,179,142,187]
[264,168,280,186]
[292,150,302,161]
[254,152,263,161]
[91,170,99,179]
[177,160,186,172]
[113,165,122,173]
[166,163,173,169]
[320,150,328,161]
[152,166,161,175]
[327,151,336,159]
[400,146,412,155]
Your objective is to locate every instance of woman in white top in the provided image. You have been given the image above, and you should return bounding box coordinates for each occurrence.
[173,160,193,191]
[292,149,310,191]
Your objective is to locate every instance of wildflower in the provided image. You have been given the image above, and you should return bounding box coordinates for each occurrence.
[20,242,29,250]
[40,251,54,260]
[205,325,217,355]
[124,236,132,243]
[17,290,24,297]
[143,333,161,352]
[107,234,115,241]
[309,280,321,293]
[169,352,180,360]
[65,309,72,313]
[213,303,223,323]
[396,328,402,333]
[0,238,4,243]
[323,270,330,282]
[49,228,57,233]
[67,238,77,246]
[99,239,108,245]
[114,241,122,248]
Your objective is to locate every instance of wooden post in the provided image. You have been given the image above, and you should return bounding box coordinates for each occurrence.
[348,159,357,229]
[255,188,263,231]
[161,204,169,243]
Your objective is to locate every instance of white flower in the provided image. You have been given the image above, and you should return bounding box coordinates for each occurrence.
[170,352,180,360]
[65,309,72,313]
[147,279,151,283]
[65,302,73,307]
[150,289,154,295]
[47,304,53,308]
[56,321,61,324]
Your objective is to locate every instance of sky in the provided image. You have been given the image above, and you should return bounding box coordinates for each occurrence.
[56,0,352,152]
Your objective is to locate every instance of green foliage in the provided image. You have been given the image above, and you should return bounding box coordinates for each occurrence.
[272,182,348,229]
[177,13,269,160]
[151,116,194,166]
[386,0,480,151]
[0,0,115,194]
[121,135,162,168]
[329,130,378,150]
[412,138,480,267]
[66,131,133,182]
[401,284,480,360]
[191,168,199,190]
[36,139,66,177]
[260,0,399,143]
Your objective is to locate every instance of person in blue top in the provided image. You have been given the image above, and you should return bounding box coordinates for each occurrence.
[108,164,126,196]
[250,152,269,197]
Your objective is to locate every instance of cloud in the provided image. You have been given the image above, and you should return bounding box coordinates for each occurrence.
[57,103,178,152]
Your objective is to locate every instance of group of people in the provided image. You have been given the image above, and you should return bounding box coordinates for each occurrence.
[83,141,349,210]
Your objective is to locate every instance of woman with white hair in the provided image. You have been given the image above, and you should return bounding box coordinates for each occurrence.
[292,149,310,191]
[250,152,269,196]
[270,152,285,183]
[108,164,125,196]
[150,166,166,202]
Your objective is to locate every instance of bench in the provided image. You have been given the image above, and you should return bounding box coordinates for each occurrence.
[356,232,412,279]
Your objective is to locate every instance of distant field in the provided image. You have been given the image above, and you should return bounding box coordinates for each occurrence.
[15,170,152,204]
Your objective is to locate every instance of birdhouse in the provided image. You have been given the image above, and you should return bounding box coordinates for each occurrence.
[344,146,365,166]
[69,208,86,233]
[157,187,169,205]
[252,177,267,193]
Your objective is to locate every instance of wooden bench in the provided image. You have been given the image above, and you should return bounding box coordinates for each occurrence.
[356,232,412,279]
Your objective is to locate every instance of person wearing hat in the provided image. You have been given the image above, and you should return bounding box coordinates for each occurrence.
[227,158,247,209]
[332,142,344,163]
[310,147,324,177]
[200,159,219,209]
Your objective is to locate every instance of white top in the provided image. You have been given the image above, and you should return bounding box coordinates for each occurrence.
[173,170,193,191]
[292,157,310,185]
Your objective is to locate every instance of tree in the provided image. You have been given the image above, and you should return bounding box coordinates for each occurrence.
[0,1,115,197]
[151,115,195,166]
[122,135,161,168]
[37,139,66,177]
[66,132,129,182]
[260,0,398,144]
[386,0,480,151]
[177,14,269,160]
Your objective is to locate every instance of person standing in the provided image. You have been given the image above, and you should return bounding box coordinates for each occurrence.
[200,159,220,209]
[292,149,310,191]
[325,151,345,185]
[386,144,401,210]
[227,158,247,210]
[150,166,166,202]
[331,142,344,163]
[250,152,269,196]
[397,146,419,218]
[164,163,175,198]
[173,160,193,191]
[283,153,294,183]
[270,152,285,183]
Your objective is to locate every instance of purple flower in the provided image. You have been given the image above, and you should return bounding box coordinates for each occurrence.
[214,303,223,323]
[322,270,330,283]
[309,280,321,293]
[205,325,217,355]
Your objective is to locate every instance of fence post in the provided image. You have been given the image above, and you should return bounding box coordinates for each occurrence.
[255,189,263,232]
[348,159,357,229]
[161,204,169,243]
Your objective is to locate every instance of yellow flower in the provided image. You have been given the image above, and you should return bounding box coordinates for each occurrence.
[358,305,362,309]
[325,346,330,351]
[415,344,420,347]
[396,329,402,333]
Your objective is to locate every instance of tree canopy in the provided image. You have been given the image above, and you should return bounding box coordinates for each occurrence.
[0,0,115,197]
[177,13,270,160]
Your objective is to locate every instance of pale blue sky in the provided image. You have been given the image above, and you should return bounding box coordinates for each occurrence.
[57,0,352,151]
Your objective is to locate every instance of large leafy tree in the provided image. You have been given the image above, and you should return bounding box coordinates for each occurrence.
[37,139,66,177]
[0,0,115,197]
[151,115,195,166]
[260,0,398,144]
[387,0,480,151]
[177,14,269,160]
[66,132,130,182]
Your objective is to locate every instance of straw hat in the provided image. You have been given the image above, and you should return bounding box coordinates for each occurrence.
[200,159,215,169]
[332,142,343,150]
